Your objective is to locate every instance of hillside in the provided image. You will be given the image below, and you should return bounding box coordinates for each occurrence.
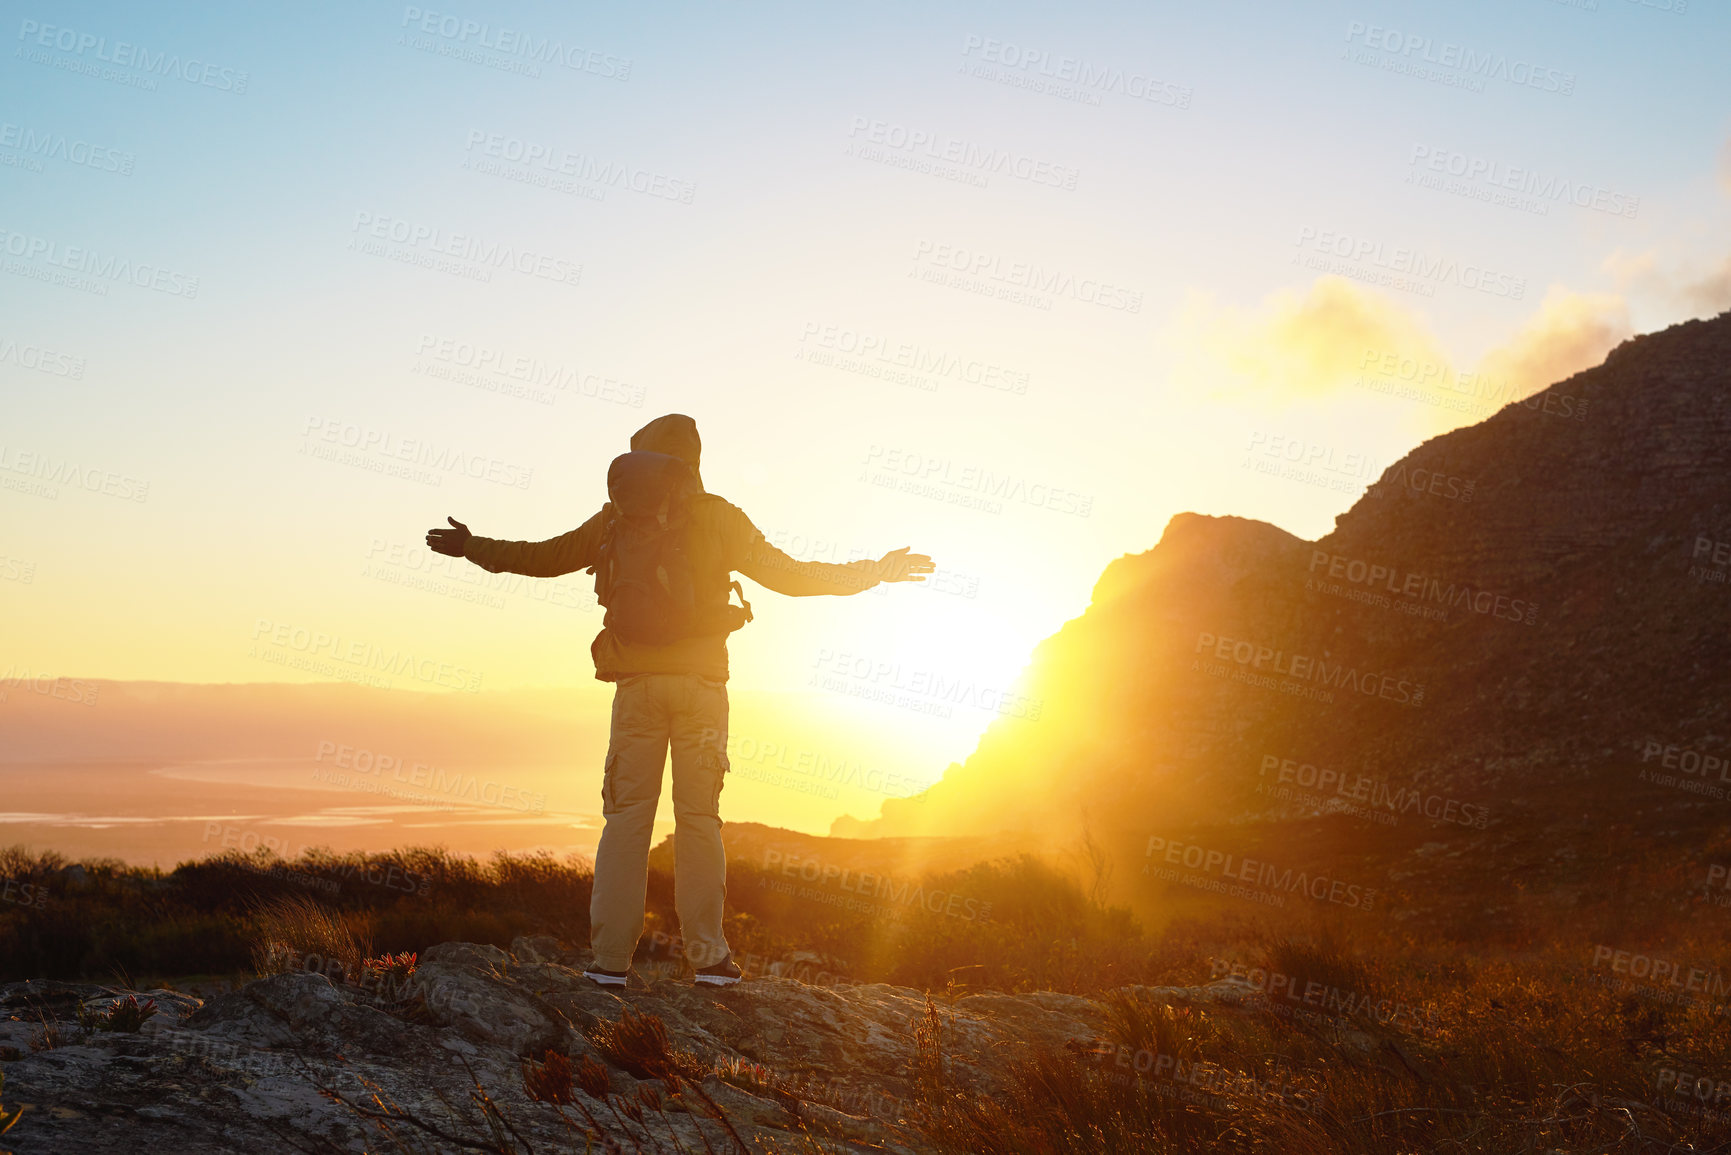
[839,312,1731,855]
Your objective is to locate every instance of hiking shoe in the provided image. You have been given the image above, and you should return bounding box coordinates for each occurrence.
[693,956,743,986]
[583,965,629,988]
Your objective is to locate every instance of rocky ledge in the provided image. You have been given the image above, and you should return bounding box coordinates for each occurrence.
[0,937,1140,1154]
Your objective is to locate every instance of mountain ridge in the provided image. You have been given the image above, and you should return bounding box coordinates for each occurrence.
[838,311,1731,855]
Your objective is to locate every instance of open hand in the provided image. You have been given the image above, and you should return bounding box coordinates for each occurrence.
[426,516,471,558]
[874,547,934,583]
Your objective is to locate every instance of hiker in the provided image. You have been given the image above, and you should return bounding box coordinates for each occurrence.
[426,414,932,987]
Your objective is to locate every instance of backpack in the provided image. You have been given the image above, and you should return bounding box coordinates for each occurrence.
[590,451,752,645]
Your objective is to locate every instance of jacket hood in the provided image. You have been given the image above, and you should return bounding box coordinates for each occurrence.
[630,414,703,491]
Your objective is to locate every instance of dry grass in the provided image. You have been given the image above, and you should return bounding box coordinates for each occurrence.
[9,840,1731,1150]
[251,893,373,981]
[901,932,1731,1154]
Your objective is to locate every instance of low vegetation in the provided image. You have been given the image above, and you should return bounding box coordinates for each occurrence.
[3,841,1729,1151]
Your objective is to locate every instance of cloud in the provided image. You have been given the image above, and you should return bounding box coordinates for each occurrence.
[1173,275,1631,437]
[1599,137,1731,319]
[1604,245,1731,320]
[1476,287,1631,400]
[1173,275,1446,397]
[1683,255,1731,315]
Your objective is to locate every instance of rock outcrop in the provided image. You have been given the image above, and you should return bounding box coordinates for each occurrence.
[0,936,1135,1154]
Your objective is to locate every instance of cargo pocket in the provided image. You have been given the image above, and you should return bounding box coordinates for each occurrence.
[601,750,618,813]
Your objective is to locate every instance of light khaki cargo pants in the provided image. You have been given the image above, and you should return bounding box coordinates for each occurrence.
[590,673,732,971]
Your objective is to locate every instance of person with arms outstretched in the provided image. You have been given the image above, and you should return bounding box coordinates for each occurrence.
[426,414,931,987]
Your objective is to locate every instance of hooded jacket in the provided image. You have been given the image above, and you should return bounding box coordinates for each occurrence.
[463,414,882,682]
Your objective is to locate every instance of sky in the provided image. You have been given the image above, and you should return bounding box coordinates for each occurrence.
[3,0,1729,844]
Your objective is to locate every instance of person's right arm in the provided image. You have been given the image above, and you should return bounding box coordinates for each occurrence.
[426,511,606,577]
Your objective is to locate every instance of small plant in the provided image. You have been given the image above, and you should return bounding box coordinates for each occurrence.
[364,950,419,981]
[574,1054,612,1099]
[26,1007,64,1053]
[522,1049,575,1104]
[912,996,949,1103]
[77,994,159,1034]
[358,950,419,1000]
[584,1009,710,1088]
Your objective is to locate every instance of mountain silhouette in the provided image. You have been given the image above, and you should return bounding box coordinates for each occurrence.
[838,311,1731,866]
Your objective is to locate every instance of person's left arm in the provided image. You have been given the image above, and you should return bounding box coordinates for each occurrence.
[719,503,931,596]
